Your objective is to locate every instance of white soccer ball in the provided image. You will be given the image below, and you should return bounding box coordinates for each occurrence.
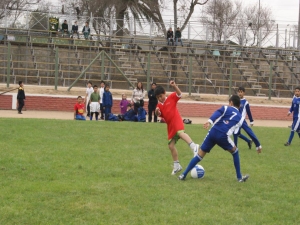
[191,164,205,179]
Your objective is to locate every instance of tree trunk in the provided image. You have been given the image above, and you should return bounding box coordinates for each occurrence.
[116,8,126,37]
[173,0,178,31]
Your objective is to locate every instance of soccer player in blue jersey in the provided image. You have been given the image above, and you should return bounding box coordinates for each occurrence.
[178,95,259,182]
[284,87,300,146]
[234,87,262,152]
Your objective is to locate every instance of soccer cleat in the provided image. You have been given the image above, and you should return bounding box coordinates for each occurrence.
[284,142,290,146]
[178,174,186,180]
[171,165,182,175]
[248,140,253,149]
[193,144,199,157]
[256,145,262,153]
[238,174,249,182]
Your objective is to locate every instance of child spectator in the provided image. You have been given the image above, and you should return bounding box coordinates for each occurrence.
[284,87,300,146]
[148,82,158,122]
[82,22,90,40]
[84,81,93,117]
[137,101,147,122]
[175,27,183,46]
[123,103,137,122]
[178,95,254,182]
[17,81,25,114]
[120,94,129,115]
[155,80,199,175]
[71,21,79,39]
[74,96,86,120]
[103,84,113,119]
[233,87,262,152]
[89,85,100,120]
[99,81,105,120]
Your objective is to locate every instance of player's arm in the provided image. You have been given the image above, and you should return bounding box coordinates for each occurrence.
[155,106,161,117]
[246,103,254,126]
[204,106,226,129]
[170,80,181,96]
[288,101,294,116]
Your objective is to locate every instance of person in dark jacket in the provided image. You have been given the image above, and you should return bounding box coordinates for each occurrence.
[175,27,183,46]
[17,81,25,114]
[102,84,113,118]
[71,21,79,38]
[148,82,158,122]
[167,28,174,46]
[61,20,69,36]
[82,22,90,40]
[123,104,137,122]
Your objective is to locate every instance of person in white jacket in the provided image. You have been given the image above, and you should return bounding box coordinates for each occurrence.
[99,80,105,120]
[131,82,145,113]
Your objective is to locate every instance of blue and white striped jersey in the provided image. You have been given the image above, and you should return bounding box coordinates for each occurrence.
[208,106,242,136]
[289,96,300,119]
[239,98,253,124]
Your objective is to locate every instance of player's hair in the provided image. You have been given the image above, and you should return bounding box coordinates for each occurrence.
[295,86,300,91]
[127,103,132,107]
[229,95,240,108]
[77,96,82,99]
[238,87,245,92]
[18,81,23,85]
[87,81,92,85]
[105,84,110,89]
[151,82,157,86]
[154,85,166,97]
[100,80,105,84]
[93,85,98,88]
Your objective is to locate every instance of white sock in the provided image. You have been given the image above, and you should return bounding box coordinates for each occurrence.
[174,161,180,168]
[189,142,196,150]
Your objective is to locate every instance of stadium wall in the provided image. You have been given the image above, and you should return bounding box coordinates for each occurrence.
[0,93,290,120]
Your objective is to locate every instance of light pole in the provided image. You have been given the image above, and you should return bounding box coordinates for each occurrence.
[285,24,290,49]
[298,0,300,49]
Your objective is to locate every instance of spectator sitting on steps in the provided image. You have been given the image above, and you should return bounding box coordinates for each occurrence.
[82,22,90,40]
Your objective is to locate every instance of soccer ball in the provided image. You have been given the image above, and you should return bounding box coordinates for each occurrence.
[190,164,205,179]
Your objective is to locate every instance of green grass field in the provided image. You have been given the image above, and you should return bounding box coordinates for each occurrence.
[0,118,299,225]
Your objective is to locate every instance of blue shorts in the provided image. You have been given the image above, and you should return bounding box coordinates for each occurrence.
[292,117,300,132]
[76,115,86,120]
[201,129,235,153]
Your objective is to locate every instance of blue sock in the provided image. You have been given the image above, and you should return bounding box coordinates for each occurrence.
[288,131,295,144]
[90,115,93,120]
[96,115,99,120]
[233,134,238,146]
[182,155,202,177]
[239,133,251,143]
[232,149,242,180]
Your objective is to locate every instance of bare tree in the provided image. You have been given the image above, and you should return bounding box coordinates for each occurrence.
[243,4,275,46]
[200,0,241,43]
[0,0,42,27]
[172,0,209,34]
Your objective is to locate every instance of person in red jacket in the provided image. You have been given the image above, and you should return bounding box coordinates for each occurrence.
[155,80,199,175]
[74,96,86,120]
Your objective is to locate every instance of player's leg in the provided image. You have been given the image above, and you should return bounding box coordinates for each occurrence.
[148,103,154,122]
[178,132,213,180]
[168,138,182,175]
[224,137,249,182]
[90,112,94,120]
[233,128,240,146]
[95,112,99,121]
[87,103,90,117]
[178,131,199,156]
[242,122,261,150]
[285,118,300,146]
[239,133,253,149]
